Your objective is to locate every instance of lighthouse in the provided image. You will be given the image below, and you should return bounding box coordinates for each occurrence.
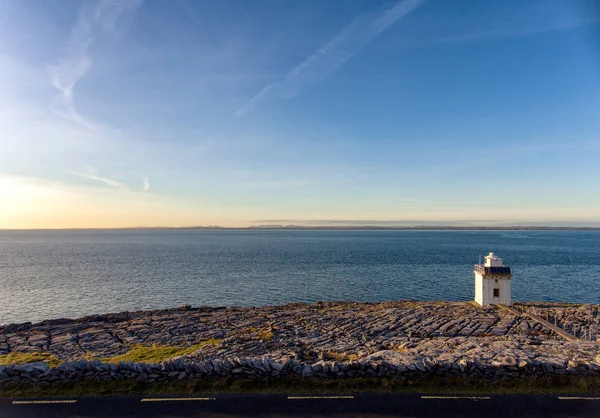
[474,252,512,306]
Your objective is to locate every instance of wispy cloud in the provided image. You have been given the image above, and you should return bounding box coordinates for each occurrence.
[235,0,425,116]
[67,170,129,191]
[434,17,599,43]
[433,0,600,43]
[240,179,313,188]
[234,83,281,117]
[66,169,151,193]
[47,0,142,128]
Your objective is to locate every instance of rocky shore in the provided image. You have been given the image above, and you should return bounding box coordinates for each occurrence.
[1,301,599,386]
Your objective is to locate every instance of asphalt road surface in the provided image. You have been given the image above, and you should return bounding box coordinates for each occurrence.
[1,394,600,417]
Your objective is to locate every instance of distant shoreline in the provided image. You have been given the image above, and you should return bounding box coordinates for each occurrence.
[2,226,600,231]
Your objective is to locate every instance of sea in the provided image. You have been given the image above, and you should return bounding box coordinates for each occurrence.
[1,229,599,325]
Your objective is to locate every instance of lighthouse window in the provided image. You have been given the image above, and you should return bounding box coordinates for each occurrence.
[493,288,500,298]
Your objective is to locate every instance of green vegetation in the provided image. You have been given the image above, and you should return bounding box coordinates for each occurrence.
[0,352,60,368]
[2,376,600,398]
[236,328,274,341]
[255,329,274,341]
[0,340,223,369]
[325,352,360,362]
[98,340,222,364]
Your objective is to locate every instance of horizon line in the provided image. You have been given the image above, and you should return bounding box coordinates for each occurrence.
[2,225,600,231]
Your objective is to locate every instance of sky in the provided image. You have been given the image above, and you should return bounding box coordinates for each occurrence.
[1,0,600,228]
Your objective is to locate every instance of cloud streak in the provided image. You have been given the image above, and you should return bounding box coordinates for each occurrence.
[235,0,425,116]
[240,179,313,188]
[435,16,598,44]
[67,171,129,190]
[47,0,142,128]
[67,170,150,193]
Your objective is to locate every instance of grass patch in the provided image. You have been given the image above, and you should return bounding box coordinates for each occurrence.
[98,340,222,364]
[325,352,360,362]
[255,329,274,341]
[2,376,600,398]
[197,338,222,347]
[0,340,224,368]
[236,328,274,341]
[0,352,60,368]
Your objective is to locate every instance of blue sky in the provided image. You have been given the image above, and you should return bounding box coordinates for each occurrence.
[1,0,599,228]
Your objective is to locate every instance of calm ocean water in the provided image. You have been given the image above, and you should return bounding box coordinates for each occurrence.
[1,229,599,325]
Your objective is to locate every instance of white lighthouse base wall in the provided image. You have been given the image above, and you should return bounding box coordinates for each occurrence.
[499,278,512,306]
[474,274,484,306]
[474,274,511,307]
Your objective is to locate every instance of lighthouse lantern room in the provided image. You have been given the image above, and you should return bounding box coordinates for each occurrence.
[474,252,512,306]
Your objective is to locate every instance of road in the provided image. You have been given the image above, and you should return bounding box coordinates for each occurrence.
[1,394,599,417]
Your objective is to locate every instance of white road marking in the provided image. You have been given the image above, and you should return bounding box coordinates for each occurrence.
[558,397,600,401]
[287,396,355,400]
[421,396,491,400]
[12,400,77,405]
[140,397,216,402]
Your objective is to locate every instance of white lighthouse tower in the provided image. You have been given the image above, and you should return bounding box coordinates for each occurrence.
[474,252,512,306]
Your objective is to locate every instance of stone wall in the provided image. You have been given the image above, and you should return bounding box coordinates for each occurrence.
[2,350,600,387]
